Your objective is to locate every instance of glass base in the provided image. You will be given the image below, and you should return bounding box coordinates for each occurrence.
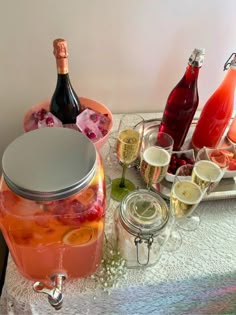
[164,229,182,252]
[111,178,136,202]
[176,215,200,232]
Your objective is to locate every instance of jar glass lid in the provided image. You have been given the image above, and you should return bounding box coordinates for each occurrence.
[2,127,97,201]
[119,189,169,236]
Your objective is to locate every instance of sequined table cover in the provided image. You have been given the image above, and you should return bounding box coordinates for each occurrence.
[1,113,236,315]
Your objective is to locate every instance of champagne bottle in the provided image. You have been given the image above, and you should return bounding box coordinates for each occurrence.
[50,38,82,124]
[159,48,205,151]
[192,53,236,150]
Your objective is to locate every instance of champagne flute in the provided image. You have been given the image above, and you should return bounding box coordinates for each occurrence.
[140,130,173,190]
[111,114,144,202]
[172,160,224,234]
[195,150,226,194]
[192,160,224,193]
[172,164,206,230]
[98,131,119,171]
[165,164,205,252]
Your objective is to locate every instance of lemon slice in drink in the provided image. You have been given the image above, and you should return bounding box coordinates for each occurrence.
[63,221,103,246]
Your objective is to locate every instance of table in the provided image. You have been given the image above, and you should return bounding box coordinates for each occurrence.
[1,113,236,315]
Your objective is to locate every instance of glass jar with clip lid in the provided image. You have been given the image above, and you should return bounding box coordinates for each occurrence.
[113,189,172,268]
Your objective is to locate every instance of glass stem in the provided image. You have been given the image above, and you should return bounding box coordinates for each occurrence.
[119,164,128,188]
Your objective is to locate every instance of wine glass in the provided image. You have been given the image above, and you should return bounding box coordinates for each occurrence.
[165,164,205,252]
[143,128,174,154]
[111,114,144,202]
[192,160,224,193]
[140,130,173,190]
[195,149,226,194]
[173,160,224,234]
[98,131,119,171]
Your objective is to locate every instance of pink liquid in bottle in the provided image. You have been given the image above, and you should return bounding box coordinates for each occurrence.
[159,49,205,151]
[192,53,236,150]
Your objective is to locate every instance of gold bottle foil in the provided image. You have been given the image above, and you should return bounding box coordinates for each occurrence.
[53,38,69,74]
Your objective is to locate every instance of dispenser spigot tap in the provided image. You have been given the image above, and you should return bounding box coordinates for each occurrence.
[33,273,67,310]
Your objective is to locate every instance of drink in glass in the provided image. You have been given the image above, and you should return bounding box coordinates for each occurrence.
[171,180,202,219]
[111,114,144,202]
[140,146,170,188]
[192,160,223,193]
[140,130,173,189]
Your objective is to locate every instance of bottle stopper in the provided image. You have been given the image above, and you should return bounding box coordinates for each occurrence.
[224,53,236,70]
[53,39,68,59]
[189,48,205,67]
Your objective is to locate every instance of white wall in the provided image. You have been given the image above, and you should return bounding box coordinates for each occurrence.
[1,0,236,163]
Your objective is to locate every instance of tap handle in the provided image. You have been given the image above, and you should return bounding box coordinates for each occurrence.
[33,273,66,309]
[33,281,63,309]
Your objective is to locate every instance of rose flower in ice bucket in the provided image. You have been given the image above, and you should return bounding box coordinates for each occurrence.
[23,97,113,150]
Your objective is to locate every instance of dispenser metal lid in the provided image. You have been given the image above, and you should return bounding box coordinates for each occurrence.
[2,127,97,201]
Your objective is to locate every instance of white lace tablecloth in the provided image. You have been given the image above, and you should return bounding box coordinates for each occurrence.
[1,113,236,315]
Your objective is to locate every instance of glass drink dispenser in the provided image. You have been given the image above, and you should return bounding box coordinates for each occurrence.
[0,127,106,309]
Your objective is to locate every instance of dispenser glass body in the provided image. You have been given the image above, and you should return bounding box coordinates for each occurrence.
[0,157,105,281]
[0,127,106,282]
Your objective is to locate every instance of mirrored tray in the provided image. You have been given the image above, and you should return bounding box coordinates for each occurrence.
[142,118,236,201]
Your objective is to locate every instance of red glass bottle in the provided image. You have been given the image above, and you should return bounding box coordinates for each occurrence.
[159,48,205,151]
[192,53,236,150]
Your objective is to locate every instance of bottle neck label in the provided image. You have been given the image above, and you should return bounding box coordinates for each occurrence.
[56,58,69,74]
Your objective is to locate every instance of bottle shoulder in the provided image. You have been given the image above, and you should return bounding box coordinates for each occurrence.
[200,92,234,114]
[52,75,80,102]
[167,81,199,104]
[50,75,81,124]
[202,70,236,106]
[218,68,236,90]
[169,71,199,95]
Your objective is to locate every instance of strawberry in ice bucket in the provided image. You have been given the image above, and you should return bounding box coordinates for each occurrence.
[23,97,113,150]
[76,108,110,141]
[24,108,63,131]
